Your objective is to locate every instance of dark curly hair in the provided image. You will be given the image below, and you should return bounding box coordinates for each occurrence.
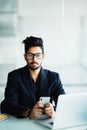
[22,36,44,54]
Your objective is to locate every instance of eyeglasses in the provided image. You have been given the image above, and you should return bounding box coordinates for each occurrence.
[26,53,43,59]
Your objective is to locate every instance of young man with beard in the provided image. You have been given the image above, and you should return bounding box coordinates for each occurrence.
[1,36,65,118]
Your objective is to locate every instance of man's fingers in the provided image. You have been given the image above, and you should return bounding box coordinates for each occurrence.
[34,102,44,108]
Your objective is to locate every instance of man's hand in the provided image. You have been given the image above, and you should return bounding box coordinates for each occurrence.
[22,109,31,117]
[29,102,44,119]
[44,103,55,118]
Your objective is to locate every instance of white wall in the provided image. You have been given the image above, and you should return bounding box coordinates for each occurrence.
[80,17,87,69]
[17,0,87,69]
[64,0,87,69]
[0,0,87,87]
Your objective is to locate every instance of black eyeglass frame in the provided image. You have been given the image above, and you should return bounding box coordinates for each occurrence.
[26,53,43,59]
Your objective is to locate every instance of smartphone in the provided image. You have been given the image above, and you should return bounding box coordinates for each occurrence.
[39,97,50,105]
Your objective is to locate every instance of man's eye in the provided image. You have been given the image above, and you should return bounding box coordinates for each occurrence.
[29,54,33,57]
[28,54,33,57]
[36,54,40,57]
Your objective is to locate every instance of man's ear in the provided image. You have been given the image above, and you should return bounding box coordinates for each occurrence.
[24,54,27,61]
[43,53,46,59]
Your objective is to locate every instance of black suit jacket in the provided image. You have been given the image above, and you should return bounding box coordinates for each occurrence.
[1,65,65,117]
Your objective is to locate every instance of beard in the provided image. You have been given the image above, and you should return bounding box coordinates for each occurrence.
[29,66,41,70]
[28,62,42,70]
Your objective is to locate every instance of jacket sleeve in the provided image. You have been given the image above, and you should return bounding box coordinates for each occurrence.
[1,72,30,118]
[51,73,65,110]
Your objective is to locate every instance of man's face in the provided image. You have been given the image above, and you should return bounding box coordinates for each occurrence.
[24,46,45,70]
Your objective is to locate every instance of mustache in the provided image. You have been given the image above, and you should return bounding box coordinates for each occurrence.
[30,62,39,65]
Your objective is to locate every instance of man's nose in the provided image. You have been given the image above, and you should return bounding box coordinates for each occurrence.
[33,55,37,60]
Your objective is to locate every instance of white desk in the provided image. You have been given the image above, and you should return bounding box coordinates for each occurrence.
[0,115,87,130]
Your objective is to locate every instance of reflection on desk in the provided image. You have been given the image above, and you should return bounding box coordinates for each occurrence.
[0,115,87,130]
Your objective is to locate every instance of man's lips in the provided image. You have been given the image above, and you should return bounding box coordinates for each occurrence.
[30,62,39,65]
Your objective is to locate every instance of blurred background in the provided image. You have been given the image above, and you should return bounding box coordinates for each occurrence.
[0,0,87,102]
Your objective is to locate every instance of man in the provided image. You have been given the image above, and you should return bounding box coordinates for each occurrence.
[1,36,65,118]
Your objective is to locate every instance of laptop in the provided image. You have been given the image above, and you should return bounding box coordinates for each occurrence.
[34,93,87,129]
